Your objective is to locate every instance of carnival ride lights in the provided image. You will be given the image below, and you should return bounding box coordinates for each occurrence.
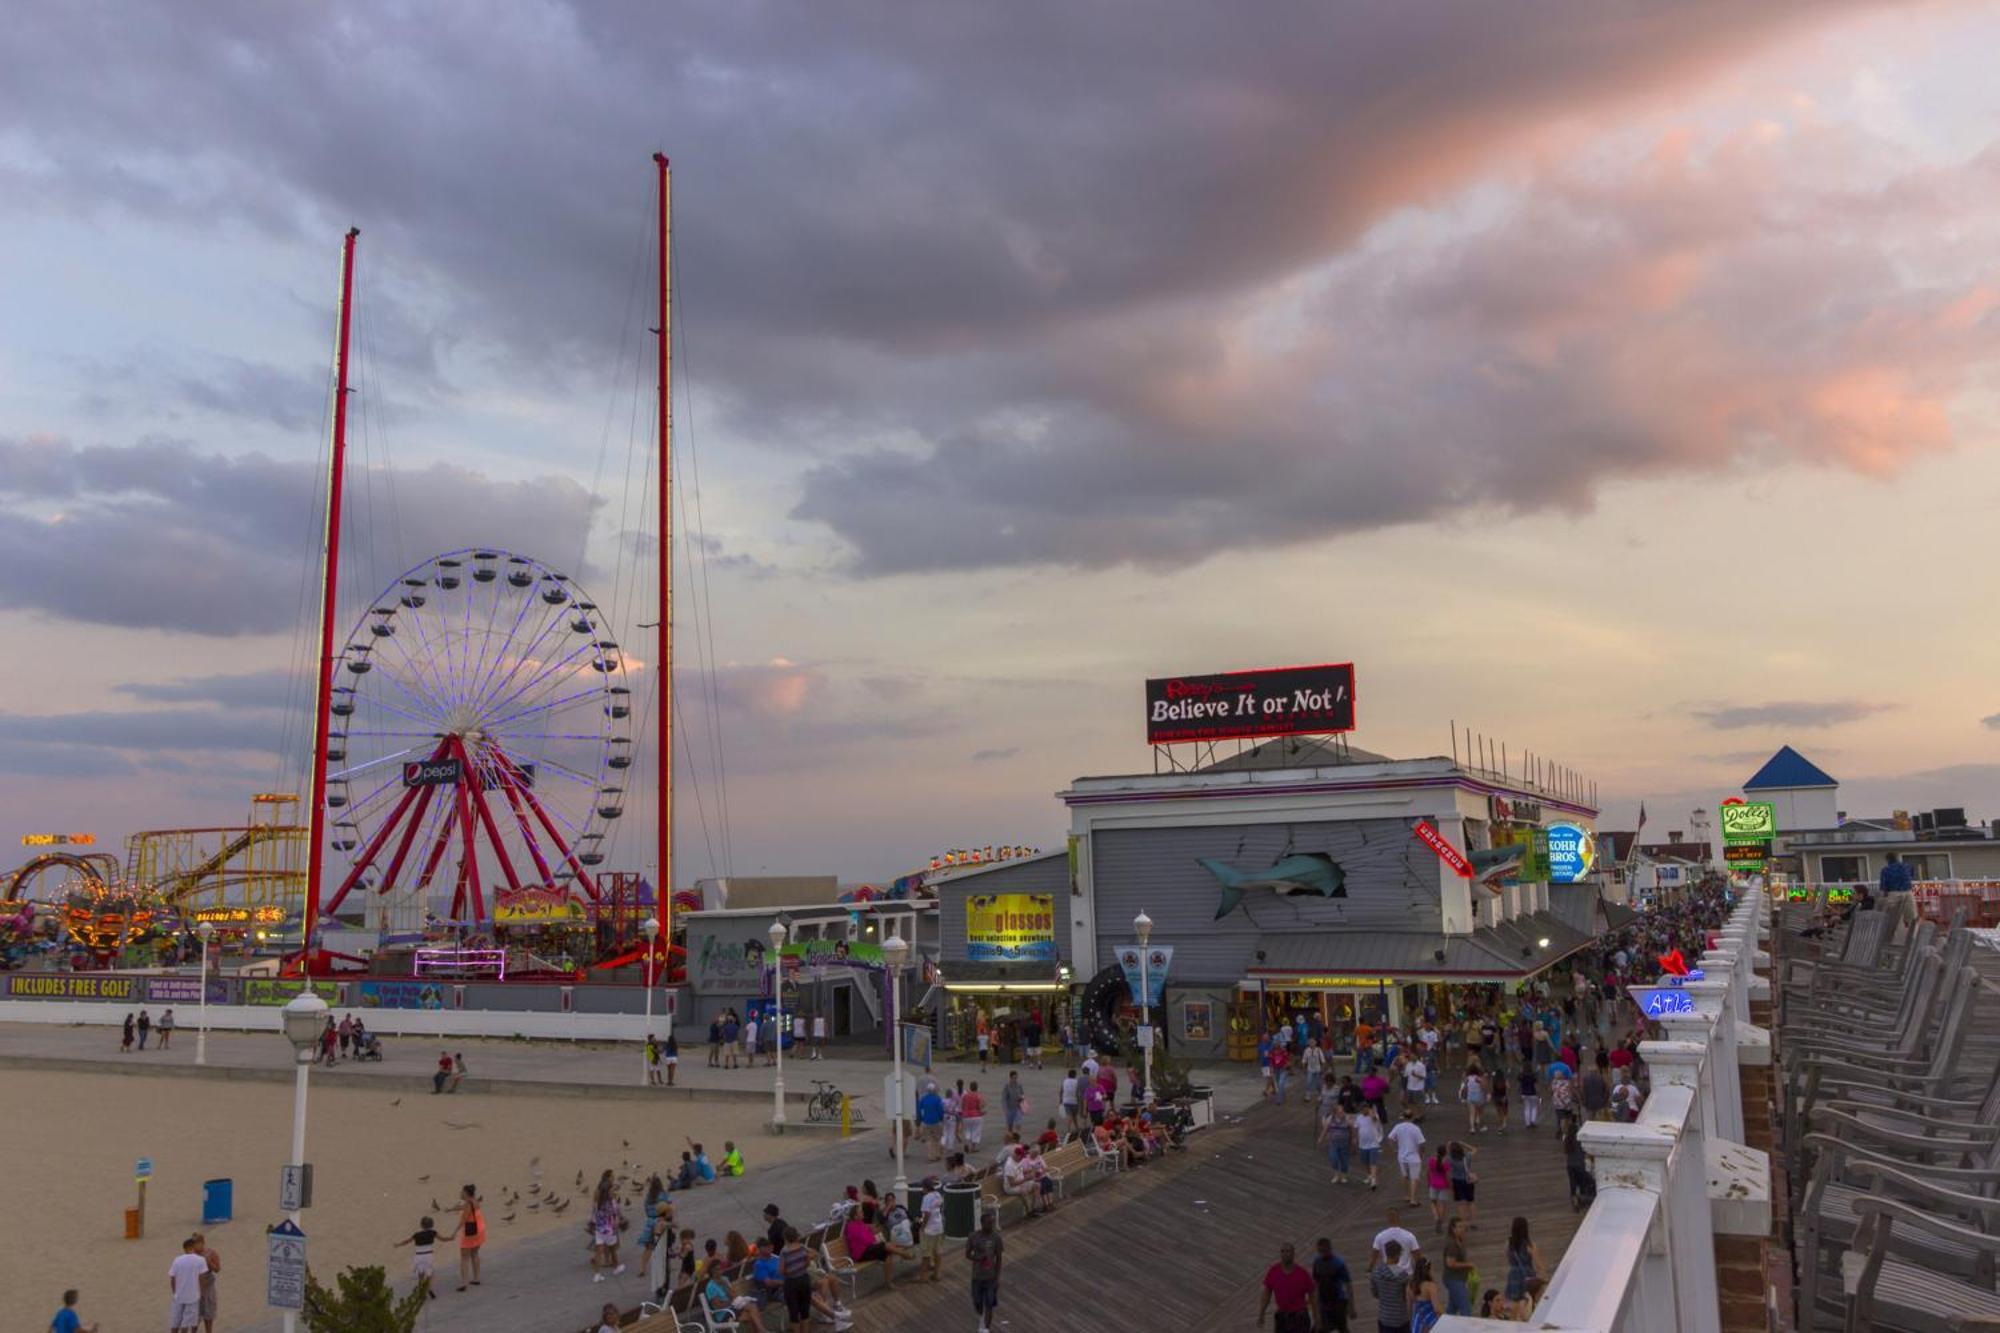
[319,549,632,926]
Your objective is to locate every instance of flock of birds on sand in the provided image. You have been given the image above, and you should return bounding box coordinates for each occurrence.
[420,1141,652,1228]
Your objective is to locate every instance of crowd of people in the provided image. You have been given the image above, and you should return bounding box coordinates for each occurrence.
[704,1008,832,1069]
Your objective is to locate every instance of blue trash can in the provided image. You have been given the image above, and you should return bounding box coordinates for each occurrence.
[202,1178,233,1225]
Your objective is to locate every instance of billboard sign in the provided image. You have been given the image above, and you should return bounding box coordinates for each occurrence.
[356,980,446,1010]
[1724,844,1767,865]
[6,974,139,1001]
[402,757,463,788]
[244,979,340,1007]
[1144,663,1355,745]
[966,893,1057,963]
[1629,985,1695,1020]
[21,833,95,846]
[146,976,230,1004]
[1720,801,1777,843]
[1546,823,1596,883]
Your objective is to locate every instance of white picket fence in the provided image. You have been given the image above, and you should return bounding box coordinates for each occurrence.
[1436,886,1771,1332]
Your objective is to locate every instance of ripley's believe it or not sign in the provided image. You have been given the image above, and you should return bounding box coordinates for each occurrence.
[966,893,1057,962]
[1145,663,1356,745]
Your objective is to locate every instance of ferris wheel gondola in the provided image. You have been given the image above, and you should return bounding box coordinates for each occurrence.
[318,548,632,926]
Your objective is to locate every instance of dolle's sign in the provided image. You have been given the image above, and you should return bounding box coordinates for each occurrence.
[1145,663,1356,745]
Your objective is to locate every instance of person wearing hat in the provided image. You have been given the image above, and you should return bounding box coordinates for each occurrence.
[919,1176,946,1281]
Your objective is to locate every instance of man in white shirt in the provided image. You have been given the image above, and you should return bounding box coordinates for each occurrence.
[919,1178,946,1281]
[168,1237,209,1332]
[1372,1207,1422,1278]
[1059,1070,1081,1133]
[1080,1054,1100,1084]
[812,1013,827,1059]
[1386,1110,1427,1205]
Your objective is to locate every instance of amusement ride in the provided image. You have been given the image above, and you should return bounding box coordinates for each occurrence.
[3,157,696,985]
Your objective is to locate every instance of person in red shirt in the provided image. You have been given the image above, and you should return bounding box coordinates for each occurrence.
[1257,1242,1316,1333]
[1607,1046,1634,1073]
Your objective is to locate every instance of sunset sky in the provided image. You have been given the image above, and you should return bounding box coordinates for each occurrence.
[4,2,2000,883]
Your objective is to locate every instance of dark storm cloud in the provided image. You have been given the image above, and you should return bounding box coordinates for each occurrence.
[0,1,1947,575]
[0,435,602,634]
[1692,700,1894,731]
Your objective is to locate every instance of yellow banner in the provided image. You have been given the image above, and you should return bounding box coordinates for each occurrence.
[966,893,1056,961]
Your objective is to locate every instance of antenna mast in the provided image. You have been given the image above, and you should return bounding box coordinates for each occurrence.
[653,153,674,938]
[301,226,360,975]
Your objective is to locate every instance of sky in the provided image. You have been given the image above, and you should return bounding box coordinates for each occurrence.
[4,2,2000,885]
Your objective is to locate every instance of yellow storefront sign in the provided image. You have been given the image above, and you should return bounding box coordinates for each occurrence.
[966,893,1056,962]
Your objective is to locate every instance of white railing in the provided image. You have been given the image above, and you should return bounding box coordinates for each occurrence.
[1436,886,1770,1333]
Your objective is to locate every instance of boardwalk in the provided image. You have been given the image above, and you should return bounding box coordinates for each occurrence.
[854,1096,1587,1331]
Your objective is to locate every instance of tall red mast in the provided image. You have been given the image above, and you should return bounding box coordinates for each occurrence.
[653,153,673,942]
[301,226,360,974]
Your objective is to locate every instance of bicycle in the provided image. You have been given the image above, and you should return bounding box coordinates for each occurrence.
[806,1080,867,1124]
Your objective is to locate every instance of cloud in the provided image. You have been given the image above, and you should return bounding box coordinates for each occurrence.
[0,435,603,635]
[1982,714,2000,730]
[1692,700,1894,730]
[971,747,1020,763]
[0,1,1903,580]
[116,669,299,711]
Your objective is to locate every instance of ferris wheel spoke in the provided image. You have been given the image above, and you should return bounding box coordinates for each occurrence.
[353,692,445,732]
[343,730,450,739]
[376,604,463,716]
[466,596,575,721]
[463,571,532,718]
[484,684,607,733]
[480,639,601,727]
[329,742,427,785]
[364,651,453,727]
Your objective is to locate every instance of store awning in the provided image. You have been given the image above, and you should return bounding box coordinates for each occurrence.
[938,959,1064,990]
[1602,899,1640,929]
[1248,911,1595,982]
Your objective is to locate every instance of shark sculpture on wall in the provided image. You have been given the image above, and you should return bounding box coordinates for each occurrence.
[1199,851,1348,921]
[1468,843,1526,891]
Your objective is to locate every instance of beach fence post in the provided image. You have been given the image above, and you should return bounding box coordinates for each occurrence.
[129,1156,152,1238]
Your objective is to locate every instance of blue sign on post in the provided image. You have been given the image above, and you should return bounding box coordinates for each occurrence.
[1629,986,1695,1020]
[1115,944,1171,1007]
[134,1157,153,1182]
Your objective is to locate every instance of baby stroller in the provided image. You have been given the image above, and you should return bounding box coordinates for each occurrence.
[355,1033,385,1062]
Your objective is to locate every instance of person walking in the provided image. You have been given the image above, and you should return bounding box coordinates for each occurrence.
[1409,1256,1442,1332]
[959,1081,987,1151]
[965,1208,1003,1333]
[646,1034,664,1086]
[1002,1071,1027,1135]
[137,1009,151,1051]
[1310,1236,1353,1333]
[1370,1241,1413,1333]
[1355,1103,1384,1191]
[337,1013,353,1058]
[1459,1066,1485,1134]
[1518,1066,1540,1131]
[1488,1065,1509,1135]
[1440,1218,1474,1316]
[1446,1141,1479,1229]
[159,1008,176,1050]
[975,1011,991,1069]
[663,1031,678,1087]
[1319,1099,1354,1185]
[1060,1068,1080,1135]
[707,1016,722,1067]
[1257,1241,1316,1333]
[589,1171,626,1281]
[1386,1109,1426,1207]
[1504,1217,1545,1307]
[1878,851,1916,935]
[812,1011,827,1059]
[1423,1147,1452,1234]
[444,1184,485,1291]
[121,1013,134,1052]
[392,1215,440,1299]
[1022,1012,1043,1069]
[48,1288,98,1333]
[1401,1050,1427,1118]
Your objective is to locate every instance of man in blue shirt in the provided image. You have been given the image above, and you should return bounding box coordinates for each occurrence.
[1878,853,1916,935]
[917,1085,946,1159]
[1310,1235,1352,1333]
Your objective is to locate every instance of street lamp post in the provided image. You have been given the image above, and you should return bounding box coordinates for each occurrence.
[279,990,328,1333]
[196,921,215,1066]
[1134,911,1154,1104]
[640,917,660,1085]
[768,919,788,1131]
[882,930,911,1202]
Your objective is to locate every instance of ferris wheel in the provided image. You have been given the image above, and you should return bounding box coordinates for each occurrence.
[318,549,634,927]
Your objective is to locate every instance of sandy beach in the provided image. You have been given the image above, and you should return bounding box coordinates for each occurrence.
[7,1066,811,1332]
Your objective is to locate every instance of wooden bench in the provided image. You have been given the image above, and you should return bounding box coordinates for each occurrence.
[1042,1142,1092,1199]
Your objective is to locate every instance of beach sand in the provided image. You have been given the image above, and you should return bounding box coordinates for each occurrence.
[5,1067,808,1332]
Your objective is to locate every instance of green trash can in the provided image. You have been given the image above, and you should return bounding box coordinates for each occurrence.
[942,1181,979,1239]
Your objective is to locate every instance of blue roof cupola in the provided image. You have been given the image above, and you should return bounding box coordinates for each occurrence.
[1743,745,1837,791]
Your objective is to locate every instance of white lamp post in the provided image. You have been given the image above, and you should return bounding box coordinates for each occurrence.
[196,921,215,1066]
[279,989,328,1333]
[882,929,911,1201]
[640,916,660,1085]
[1134,911,1154,1104]
[768,919,788,1131]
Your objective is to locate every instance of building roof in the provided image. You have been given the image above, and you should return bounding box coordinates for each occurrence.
[1198,736,1397,773]
[1743,745,1838,791]
[1247,911,1596,981]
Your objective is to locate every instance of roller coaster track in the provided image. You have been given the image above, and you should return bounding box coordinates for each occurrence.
[2,851,121,900]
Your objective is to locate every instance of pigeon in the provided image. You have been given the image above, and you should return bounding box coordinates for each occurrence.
[417,1175,431,1184]
[502,1212,516,1223]
[390,1098,402,1107]
[431,1198,443,1212]
[622,1139,630,1149]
